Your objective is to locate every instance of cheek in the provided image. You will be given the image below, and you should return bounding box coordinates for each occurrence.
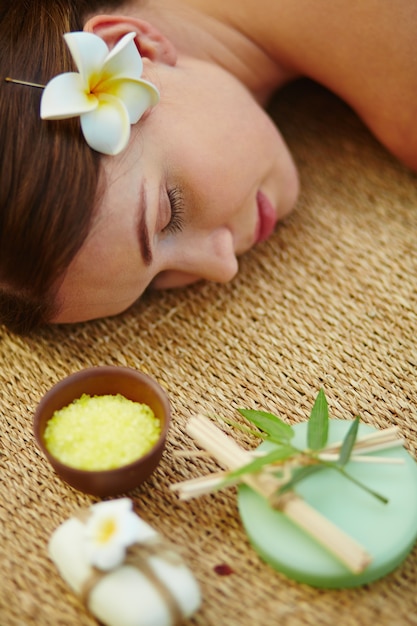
[176,96,286,186]
[151,271,202,290]
[161,75,261,162]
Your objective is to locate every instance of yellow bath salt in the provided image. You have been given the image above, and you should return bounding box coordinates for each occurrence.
[44,394,161,471]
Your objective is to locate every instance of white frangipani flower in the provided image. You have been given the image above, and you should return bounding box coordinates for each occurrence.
[83,498,153,571]
[40,31,160,155]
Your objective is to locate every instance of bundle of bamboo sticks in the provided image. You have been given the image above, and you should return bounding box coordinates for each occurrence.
[171,415,404,574]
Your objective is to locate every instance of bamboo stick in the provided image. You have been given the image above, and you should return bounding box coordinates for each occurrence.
[317,453,404,464]
[323,427,401,453]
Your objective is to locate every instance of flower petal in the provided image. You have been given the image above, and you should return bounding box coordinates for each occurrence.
[103,32,143,81]
[41,73,97,119]
[119,511,144,546]
[86,539,126,571]
[95,498,132,515]
[80,93,131,155]
[64,31,109,84]
[101,78,159,123]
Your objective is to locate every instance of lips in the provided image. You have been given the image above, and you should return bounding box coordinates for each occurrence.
[255,190,278,244]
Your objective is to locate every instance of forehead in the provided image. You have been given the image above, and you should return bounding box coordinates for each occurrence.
[53,153,154,323]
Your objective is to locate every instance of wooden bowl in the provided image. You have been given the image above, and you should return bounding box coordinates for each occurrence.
[33,366,171,497]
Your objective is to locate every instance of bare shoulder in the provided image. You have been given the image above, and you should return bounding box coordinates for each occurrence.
[261,0,417,170]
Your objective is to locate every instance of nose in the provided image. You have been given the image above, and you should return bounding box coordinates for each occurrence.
[152,226,239,290]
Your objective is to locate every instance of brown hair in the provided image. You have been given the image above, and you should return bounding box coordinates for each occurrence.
[0,0,123,334]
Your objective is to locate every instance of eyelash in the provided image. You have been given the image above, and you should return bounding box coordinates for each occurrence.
[164,186,185,234]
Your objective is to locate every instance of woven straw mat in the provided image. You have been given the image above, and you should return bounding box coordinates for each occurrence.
[1,79,416,626]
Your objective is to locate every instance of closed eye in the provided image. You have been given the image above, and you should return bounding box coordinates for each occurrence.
[164,186,185,234]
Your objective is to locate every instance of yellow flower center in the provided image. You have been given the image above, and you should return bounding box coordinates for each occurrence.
[97,518,117,544]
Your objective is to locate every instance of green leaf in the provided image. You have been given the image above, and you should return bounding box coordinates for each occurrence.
[218,392,389,506]
[224,445,296,484]
[277,461,388,504]
[307,389,329,450]
[277,464,325,494]
[338,416,360,466]
[337,466,389,504]
[213,415,268,440]
[238,409,294,443]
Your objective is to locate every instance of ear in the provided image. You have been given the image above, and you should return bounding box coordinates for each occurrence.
[84,14,177,66]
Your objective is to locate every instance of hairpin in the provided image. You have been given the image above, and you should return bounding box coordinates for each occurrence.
[5,77,45,89]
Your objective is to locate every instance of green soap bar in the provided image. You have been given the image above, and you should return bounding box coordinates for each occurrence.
[238,420,417,588]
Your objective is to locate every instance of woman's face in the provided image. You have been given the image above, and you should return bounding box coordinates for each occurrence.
[54,56,299,323]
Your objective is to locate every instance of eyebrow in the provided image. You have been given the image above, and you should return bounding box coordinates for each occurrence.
[137,185,153,266]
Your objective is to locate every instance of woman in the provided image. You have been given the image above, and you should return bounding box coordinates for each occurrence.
[1,0,416,333]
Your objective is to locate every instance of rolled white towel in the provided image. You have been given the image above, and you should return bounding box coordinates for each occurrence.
[48,498,201,626]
